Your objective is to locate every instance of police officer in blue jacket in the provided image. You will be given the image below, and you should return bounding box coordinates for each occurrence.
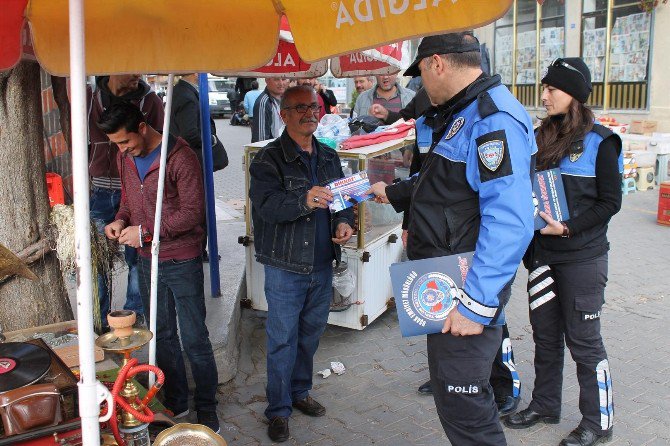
[369,33,535,445]
[505,58,621,446]
[371,89,522,416]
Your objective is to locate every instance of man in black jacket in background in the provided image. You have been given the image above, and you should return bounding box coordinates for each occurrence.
[170,74,223,261]
[170,74,221,165]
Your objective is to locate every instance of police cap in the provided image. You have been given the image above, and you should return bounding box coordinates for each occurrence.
[404,32,481,78]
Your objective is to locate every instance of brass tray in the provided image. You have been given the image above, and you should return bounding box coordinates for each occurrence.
[95,329,153,353]
[153,423,226,446]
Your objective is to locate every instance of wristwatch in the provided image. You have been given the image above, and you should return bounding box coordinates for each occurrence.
[142,230,153,244]
[138,224,153,247]
[560,221,570,238]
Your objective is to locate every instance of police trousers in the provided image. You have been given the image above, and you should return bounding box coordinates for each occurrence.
[428,325,506,446]
[526,254,613,434]
[490,324,521,400]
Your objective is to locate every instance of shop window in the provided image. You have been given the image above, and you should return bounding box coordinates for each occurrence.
[582,1,652,109]
[494,7,514,85]
[515,0,537,88]
[539,1,565,75]
[493,0,565,107]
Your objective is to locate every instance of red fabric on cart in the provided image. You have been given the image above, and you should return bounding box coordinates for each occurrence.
[340,120,415,150]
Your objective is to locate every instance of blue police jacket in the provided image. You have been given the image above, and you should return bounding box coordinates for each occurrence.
[386,75,536,325]
[529,124,623,266]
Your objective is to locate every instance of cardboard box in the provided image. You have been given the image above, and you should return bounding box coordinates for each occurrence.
[643,120,658,135]
[630,119,658,135]
[54,343,105,368]
[610,124,629,135]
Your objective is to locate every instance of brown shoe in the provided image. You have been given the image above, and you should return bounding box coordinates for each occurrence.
[292,396,326,417]
[268,416,289,442]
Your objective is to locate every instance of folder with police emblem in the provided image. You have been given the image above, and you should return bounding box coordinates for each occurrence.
[533,168,570,230]
[390,252,474,337]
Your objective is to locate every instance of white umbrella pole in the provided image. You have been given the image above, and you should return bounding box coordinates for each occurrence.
[148,74,175,387]
[68,0,101,445]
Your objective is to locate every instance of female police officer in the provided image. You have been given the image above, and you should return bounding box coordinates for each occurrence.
[505,58,622,446]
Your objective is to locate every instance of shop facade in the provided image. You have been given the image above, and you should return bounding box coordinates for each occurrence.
[475,0,670,130]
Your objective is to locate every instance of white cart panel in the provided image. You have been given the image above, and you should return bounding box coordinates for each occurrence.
[245,225,403,330]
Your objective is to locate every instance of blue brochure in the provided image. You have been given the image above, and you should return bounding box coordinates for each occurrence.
[390,252,474,337]
[533,168,570,230]
[327,171,375,213]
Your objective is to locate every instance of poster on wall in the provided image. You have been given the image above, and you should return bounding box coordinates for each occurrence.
[495,25,564,86]
[583,13,650,83]
[609,12,650,82]
[516,30,536,84]
[582,27,607,82]
[495,33,513,84]
[540,27,565,75]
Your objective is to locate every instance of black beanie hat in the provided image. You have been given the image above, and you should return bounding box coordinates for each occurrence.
[541,57,592,103]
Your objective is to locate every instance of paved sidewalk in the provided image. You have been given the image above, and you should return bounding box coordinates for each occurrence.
[212,189,668,446]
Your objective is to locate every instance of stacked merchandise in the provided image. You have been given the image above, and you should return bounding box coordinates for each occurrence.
[597,116,628,135]
[623,154,637,180]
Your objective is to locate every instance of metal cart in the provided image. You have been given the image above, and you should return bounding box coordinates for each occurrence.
[239,137,414,329]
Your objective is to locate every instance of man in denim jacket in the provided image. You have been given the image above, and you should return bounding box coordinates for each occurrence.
[249,85,354,443]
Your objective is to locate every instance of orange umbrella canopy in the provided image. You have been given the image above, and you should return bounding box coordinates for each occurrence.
[3,0,513,75]
[215,16,406,78]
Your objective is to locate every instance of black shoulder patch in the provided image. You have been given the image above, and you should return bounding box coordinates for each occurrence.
[590,123,614,139]
[477,92,499,118]
[475,129,513,182]
[591,123,622,156]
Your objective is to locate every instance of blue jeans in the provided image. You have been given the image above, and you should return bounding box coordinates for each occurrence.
[137,256,218,413]
[263,265,333,419]
[89,187,144,321]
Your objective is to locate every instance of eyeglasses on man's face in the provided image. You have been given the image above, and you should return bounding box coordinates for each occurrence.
[283,103,322,114]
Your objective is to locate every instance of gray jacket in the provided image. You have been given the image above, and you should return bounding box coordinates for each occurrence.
[352,83,416,118]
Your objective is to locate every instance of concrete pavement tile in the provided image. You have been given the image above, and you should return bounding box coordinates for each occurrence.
[226,410,267,432]
[614,422,665,445]
[368,433,406,445]
[313,419,365,443]
[331,410,380,430]
[391,421,441,443]
[289,422,329,445]
[366,405,413,428]
[629,416,670,440]
[221,404,257,422]
[641,438,670,446]
[414,431,449,446]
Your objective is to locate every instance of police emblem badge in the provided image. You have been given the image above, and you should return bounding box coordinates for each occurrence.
[478,140,505,171]
[569,142,584,162]
[411,273,459,322]
[445,117,465,140]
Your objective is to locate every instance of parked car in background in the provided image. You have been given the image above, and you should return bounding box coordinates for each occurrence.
[207,75,236,117]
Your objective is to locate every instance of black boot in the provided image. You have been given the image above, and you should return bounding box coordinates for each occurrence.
[560,426,612,446]
[417,380,432,395]
[504,407,560,429]
[496,395,520,417]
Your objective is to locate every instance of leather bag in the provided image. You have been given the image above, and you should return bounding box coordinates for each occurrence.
[211,134,228,171]
[0,384,62,436]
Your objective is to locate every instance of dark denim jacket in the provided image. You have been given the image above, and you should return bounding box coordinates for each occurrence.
[249,130,355,274]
